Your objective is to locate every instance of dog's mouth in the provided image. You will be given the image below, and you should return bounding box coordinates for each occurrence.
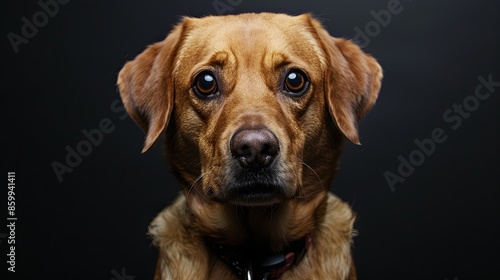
[225,182,287,206]
[211,171,294,207]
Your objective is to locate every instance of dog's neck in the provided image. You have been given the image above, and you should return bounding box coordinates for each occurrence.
[186,191,328,252]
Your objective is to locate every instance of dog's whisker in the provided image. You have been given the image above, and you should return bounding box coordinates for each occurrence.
[186,173,206,203]
[292,156,326,195]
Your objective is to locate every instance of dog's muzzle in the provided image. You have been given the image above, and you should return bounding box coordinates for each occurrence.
[222,127,290,206]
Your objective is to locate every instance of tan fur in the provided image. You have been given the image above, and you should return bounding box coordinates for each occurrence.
[118,12,382,280]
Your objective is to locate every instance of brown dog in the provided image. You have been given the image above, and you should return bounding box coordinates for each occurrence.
[118,12,382,280]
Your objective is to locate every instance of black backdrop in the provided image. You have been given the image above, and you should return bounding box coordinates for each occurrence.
[2,0,499,279]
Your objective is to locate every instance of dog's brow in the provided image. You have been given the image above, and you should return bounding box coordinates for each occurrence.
[208,51,229,67]
[264,52,292,71]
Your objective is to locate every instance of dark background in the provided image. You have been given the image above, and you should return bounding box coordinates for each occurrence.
[2,0,499,279]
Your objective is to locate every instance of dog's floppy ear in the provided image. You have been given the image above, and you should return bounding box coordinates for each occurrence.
[308,16,383,145]
[117,22,185,153]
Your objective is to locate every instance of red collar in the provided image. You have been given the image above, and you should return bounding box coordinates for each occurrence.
[206,232,313,280]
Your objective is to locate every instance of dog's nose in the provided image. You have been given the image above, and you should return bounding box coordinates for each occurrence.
[230,129,279,169]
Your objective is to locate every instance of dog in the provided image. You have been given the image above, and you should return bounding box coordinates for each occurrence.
[117,12,382,280]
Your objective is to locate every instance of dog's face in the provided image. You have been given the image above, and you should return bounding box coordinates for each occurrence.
[118,13,381,239]
[170,14,338,207]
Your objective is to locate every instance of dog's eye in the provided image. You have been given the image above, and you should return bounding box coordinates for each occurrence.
[283,69,309,96]
[193,71,218,97]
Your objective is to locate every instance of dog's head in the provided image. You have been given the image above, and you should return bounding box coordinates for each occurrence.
[118,12,381,237]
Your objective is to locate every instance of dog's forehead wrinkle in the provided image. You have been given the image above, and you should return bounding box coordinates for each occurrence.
[187,13,326,60]
[209,51,230,66]
[197,19,289,58]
